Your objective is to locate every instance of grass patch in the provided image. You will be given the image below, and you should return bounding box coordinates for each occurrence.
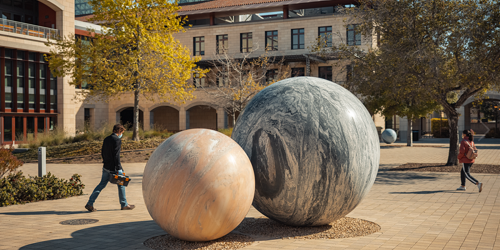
[219,128,233,137]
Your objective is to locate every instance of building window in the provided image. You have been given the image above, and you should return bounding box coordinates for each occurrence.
[50,73,57,110]
[193,36,205,56]
[5,59,12,109]
[16,58,24,109]
[3,117,12,142]
[84,108,91,124]
[28,60,35,109]
[193,73,206,88]
[318,66,332,81]
[291,28,305,50]
[1,48,58,144]
[39,57,46,110]
[346,65,353,81]
[216,34,228,54]
[319,26,332,47]
[292,67,305,77]
[265,69,278,83]
[240,32,252,53]
[265,31,278,51]
[347,24,361,46]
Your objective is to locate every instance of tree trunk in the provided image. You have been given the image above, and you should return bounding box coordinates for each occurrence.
[232,113,236,128]
[446,113,459,166]
[132,89,140,141]
[407,117,413,147]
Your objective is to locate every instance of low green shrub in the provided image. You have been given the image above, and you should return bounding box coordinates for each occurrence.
[431,118,449,136]
[485,128,500,138]
[0,147,23,179]
[218,128,233,137]
[432,128,450,138]
[0,171,84,207]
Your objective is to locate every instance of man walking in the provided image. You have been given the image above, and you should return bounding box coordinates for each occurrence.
[85,124,135,211]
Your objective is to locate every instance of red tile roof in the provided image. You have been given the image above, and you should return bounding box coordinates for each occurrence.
[179,0,289,12]
[75,15,94,22]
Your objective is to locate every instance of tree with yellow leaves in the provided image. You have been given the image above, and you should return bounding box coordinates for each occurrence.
[45,0,207,141]
[198,50,289,127]
[313,0,500,165]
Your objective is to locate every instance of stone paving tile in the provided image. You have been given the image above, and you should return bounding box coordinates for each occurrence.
[1,146,500,249]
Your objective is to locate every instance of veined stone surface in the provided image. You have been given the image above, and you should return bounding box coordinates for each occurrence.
[143,129,255,241]
[382,129,397,144]
[232,77,380,227]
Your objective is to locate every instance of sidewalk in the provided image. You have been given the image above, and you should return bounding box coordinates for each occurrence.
[1,146,499,249]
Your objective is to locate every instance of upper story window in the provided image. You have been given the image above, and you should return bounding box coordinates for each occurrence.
[0,0,38,24]
[216,34,228,54]
[319,26,332,47]
[347,24,361,46]
[291,28,305,50]
[240,32,252,53]
[265,31,278,51]
[193,73,206,88]
[193,36,205,56]
[319,66,332,81]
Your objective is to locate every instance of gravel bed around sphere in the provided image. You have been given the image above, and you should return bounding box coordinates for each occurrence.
[235,217,380,240]
[143,233,254,250]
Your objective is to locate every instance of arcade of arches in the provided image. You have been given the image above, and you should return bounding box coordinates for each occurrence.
[117,105,237,132]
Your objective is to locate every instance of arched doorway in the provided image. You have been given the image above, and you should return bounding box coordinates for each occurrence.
[119,108,143,130]
[151,106,180,132]
[187,105,217,130]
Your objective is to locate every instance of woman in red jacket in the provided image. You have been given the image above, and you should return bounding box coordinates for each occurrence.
[457,129,483,192]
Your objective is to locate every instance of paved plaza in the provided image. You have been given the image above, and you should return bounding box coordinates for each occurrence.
[1,141,500,250]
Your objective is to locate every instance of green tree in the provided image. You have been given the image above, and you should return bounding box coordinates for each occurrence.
[313,0,500,165]
[45,0,207,141]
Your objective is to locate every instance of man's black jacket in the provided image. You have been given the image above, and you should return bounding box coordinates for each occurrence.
[102,133,122,172]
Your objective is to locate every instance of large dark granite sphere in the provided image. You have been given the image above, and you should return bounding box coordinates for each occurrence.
[231,77,379,227]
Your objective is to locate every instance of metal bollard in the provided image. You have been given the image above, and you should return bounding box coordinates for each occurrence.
[38,147,46,177]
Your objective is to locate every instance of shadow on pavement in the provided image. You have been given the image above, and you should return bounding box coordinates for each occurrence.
[0,210,116,216]
[476,145,500,150]
[375,169,438,185]
[389,190,474,194]
[20,220,163,250]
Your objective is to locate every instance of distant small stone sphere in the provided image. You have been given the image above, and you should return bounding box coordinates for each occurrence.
[382,129,397,144]
[142,129,255,242]
[232,77,380,227]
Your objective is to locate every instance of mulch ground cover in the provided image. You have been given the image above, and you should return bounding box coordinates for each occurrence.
[391,163,500,174]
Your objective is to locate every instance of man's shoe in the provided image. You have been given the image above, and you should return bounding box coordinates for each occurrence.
[121,205,135,210]
[85,204,96,212]
[456,186,466,191]
[478,183,483,193]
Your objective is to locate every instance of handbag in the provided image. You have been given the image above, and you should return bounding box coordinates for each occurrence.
[465,141,478,160]
[109,171,131,186]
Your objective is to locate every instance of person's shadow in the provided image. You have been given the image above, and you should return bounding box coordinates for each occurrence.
[20,220,163,250]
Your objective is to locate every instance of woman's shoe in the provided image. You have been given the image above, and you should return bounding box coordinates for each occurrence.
[121,204,135,210]
[456,186,466,191]
[478,183,483,193]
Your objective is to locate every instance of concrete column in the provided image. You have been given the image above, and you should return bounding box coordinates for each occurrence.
[216,108,225,130]
[399,117,408,142]
[458,106,465,132]
[179,107,186,130]
[143,108,150,131]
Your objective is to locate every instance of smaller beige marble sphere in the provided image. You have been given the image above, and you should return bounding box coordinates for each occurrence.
[143,129,255,242]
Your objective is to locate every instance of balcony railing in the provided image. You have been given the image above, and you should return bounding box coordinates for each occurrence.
[0,19,59,40]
